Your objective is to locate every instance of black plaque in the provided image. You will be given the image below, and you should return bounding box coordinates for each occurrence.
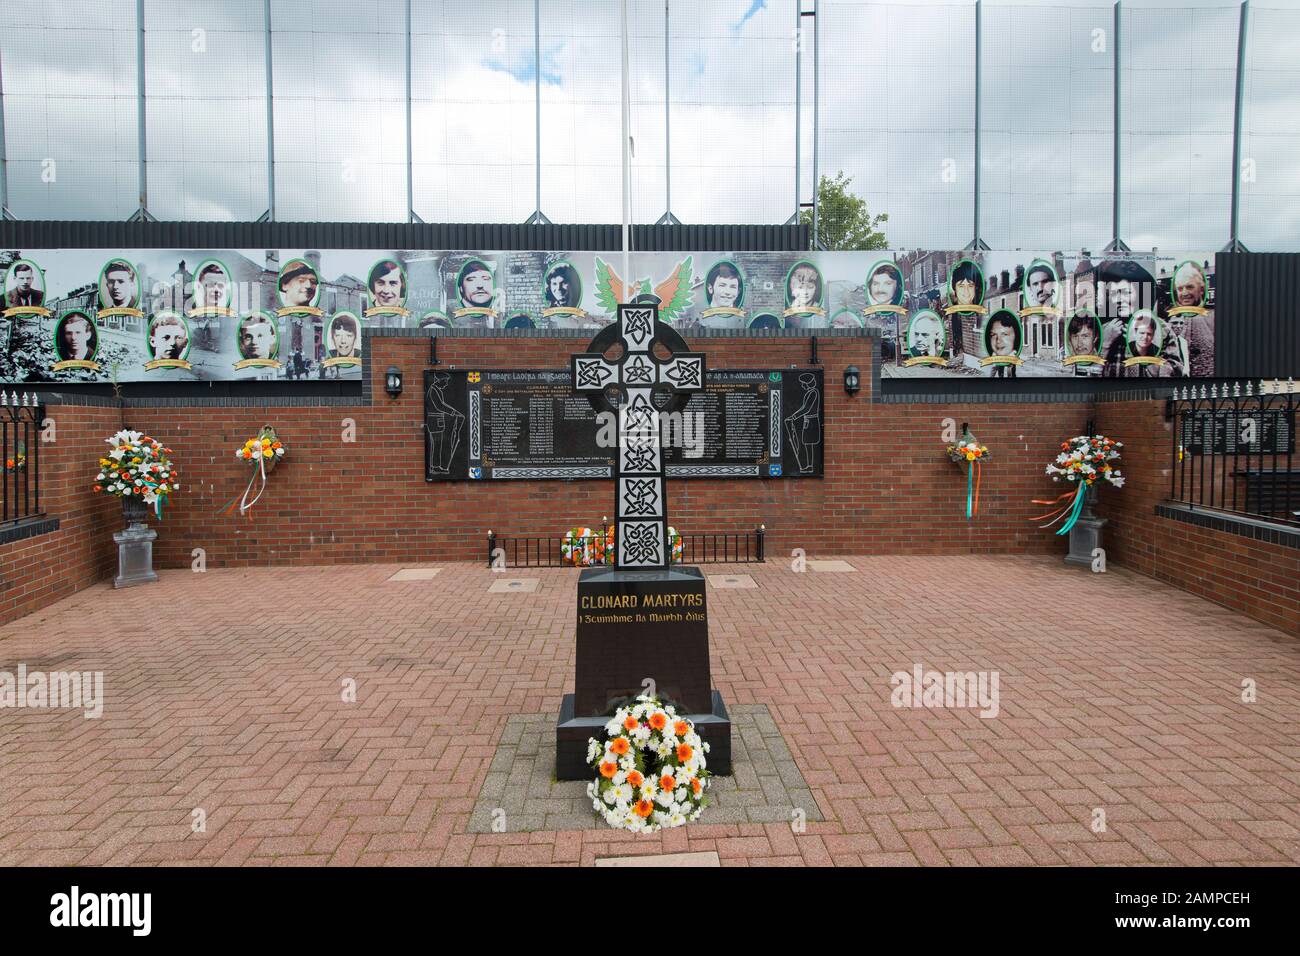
[425,367,824,481]
[555,566,732,780]
[1179,407,1293,455]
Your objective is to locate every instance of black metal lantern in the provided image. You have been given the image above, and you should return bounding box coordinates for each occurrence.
[385,366,403,398]
[844,365,861,395]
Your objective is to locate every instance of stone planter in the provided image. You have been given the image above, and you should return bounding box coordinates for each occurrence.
[114,495,159,588]
[1064,483,1107,570]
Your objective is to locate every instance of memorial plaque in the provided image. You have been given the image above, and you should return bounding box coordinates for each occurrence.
[424,367,823,481]
[1179,408,1293,455]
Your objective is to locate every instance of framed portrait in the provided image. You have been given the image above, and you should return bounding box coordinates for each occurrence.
[1122,310,1166,368]
[863,260,905,316]
[52,310,100,370]
[190,258,234,316]
[1063,310,1103,366]
[980,309,1024,368]
[702,259,745,317]
[1097,259,1155,324]
[904,309,947,366]
[2,258,49,316]
[455,258,496,316]
[1169,259,1208,315]
[235,310,282,368]
[144,310,193,370]
[366,259,409,317]
[541,261,583,316]
[98,258,142,315]
[323,311,362,368]
[1021,259,1061,314]
[945,258,986,316]
[783,260,825,317]
[276,258,321,315]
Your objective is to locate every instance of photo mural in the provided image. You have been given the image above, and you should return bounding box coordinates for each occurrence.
[0,248,1216,383]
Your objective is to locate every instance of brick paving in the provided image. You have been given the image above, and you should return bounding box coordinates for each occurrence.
[0,555,1297,867]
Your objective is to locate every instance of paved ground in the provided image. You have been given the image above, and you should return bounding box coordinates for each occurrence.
[1,556,1297,867]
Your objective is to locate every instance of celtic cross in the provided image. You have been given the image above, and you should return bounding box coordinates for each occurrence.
[571,302,706,570]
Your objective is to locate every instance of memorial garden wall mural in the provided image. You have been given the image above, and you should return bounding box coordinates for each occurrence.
[0,248,1216,383]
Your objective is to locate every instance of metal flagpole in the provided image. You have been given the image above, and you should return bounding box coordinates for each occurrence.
[129,0,155,221]
[1224,0,1250,252]
[788,0,801,225]
[811,0,821,248]
[526,0,550,224]
[966,0,989,250]
[406,0,421,223]
[260,0,276,222]
[0,33,12,219]
[656,1,680,225]
[1105,0,1128,252]
[621,0,632,299]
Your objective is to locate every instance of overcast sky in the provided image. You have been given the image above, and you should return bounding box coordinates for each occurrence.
[1,0,1296,251]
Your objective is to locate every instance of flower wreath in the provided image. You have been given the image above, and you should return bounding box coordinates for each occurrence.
[222,425,286,517]
[586,694,711,833]
[94,429,178,519]
[945,428,990,519]
[560,526,612,566]
[1031,434,1124,535]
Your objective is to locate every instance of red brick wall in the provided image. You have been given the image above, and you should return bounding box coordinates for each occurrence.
[0,403,122,625]
[1094,398,1300,634]
[99,336,1091,572]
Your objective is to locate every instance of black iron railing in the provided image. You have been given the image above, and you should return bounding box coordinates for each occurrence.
[1167,380,1298,528]
[0,391,44,526]
[487,525,766,569]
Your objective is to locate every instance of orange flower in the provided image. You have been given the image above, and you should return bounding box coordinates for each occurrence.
[675,744,693,763]
[623,716,639,732]
[609,737,630,756]
[649,712,667,731]
[673,720,690,737]
[626,770,644,788]
[92,485,102,492]
[659,774,676,791]
[690,778,702,795]
[634,799,654,818]
[599,760,618,779]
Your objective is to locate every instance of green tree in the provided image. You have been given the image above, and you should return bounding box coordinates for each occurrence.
[799,171,888,251]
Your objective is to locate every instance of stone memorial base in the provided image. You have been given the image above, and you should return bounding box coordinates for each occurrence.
[113,524,159,588]
[1065,487,1106,570]
[555,566,732,780]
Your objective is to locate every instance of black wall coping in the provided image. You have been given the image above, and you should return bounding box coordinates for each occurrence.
[0,516,60,547]
[1156,501,1300,551]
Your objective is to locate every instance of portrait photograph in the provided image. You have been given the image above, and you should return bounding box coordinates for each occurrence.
[190,259,232,313]
[147,311,192,363]
[983,310,1023,359]
[1124,310,1165,359]
[367,259,407,312]
[748,312,784,330]
[906,310,947,358]
[947,259,985,312]
[277,258,321,312]
[503,312,536,330]
[53,310,99,363]
[703,260,745,311]
[456,259,496,311]
[237,311,281,362]
[1170,260,1208,311]
[1097,259,1155,323]
[784,260,824,313]
[1064,310,1103,359]
[1021,259,1060,312]
[864,261,904,309]
[4,259,46,310]
[541,261,582,312]
[325,312,362,361]
[98,258,141,312]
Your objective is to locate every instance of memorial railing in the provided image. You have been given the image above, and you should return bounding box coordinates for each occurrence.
[0,391,45,527]
[487,526,766,569]
[1167,380,1299,528]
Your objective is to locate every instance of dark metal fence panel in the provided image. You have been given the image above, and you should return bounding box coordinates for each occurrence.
[1215,252,1300,380]
[1168,380,1298,527]
[0,392,45,526]
[486,528,766,569]
[0,220,809,253]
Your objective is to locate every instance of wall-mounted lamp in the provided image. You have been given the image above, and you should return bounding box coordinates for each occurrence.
[843,365,861,395]
[385,366,403,398]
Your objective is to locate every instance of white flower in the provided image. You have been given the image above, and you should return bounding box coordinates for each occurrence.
[586,739,601,763]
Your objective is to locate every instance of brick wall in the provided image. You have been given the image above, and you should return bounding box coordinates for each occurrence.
[0,402,122,625]
[1093,398,1300,634]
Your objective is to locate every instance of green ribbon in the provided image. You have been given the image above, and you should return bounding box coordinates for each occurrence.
[1055,484,1086,536]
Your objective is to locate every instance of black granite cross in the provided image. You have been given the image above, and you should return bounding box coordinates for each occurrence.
[570,303,706,570]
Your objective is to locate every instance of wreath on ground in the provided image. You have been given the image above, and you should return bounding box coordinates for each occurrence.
[586,693,711,833]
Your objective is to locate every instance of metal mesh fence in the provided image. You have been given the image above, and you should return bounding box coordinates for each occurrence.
[0,0,1295,250]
